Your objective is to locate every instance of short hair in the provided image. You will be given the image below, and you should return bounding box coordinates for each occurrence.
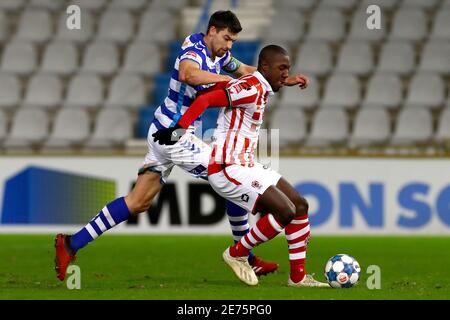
[258,45,289,67]
[206,10,242,34]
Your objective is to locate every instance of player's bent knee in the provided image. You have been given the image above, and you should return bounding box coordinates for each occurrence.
[294,196,309,217]
[278,201,296,226]
[125,173,162,214]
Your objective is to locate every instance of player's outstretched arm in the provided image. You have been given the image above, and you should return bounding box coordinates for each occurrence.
[152,89,229,145]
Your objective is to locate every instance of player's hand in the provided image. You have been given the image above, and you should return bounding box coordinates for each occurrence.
[152,124,186,145]
[285,74,309,89]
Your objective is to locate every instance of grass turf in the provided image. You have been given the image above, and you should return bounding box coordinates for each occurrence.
[0,235,449,300]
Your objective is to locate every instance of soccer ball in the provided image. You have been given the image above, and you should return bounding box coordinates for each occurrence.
[324,254,361,288]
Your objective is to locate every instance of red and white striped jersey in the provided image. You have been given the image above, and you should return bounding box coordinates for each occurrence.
[211,71,273,167]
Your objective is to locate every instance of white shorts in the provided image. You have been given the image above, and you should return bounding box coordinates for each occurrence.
[208,163,282,213]
[143,123,211,183]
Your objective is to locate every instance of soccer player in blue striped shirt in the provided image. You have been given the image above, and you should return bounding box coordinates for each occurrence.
[55,10,309,281]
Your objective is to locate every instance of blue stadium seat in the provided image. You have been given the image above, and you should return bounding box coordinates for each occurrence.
[195,108,220,141]
[136,105,158,138]
[167,40,183,70]
[231,41,260,66]
[152,72,171,105]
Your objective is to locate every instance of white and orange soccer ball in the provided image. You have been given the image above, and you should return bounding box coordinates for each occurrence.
[324,254,361,288]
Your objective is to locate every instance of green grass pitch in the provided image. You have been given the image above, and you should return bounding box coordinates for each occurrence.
[0,235,449,300]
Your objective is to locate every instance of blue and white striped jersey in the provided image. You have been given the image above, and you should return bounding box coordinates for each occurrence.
[152,33,237,130]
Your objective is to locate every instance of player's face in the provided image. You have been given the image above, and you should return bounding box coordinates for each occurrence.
[210,27,238,57]
[267,55,290,92]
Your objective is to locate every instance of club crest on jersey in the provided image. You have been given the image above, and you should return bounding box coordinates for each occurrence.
[251,180,262,189]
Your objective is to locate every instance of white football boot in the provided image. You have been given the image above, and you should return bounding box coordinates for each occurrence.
[223,248,258,286]
[288,274,331,288]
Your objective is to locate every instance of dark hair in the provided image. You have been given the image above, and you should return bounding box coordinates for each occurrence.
[258,45,289,67]
[206,10,242,34]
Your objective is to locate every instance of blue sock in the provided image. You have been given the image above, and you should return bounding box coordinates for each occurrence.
[225,200,255,260]
[70,197,131,253]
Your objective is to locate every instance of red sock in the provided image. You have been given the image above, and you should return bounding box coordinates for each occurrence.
[230,213,283,257]
[285,215,310,283]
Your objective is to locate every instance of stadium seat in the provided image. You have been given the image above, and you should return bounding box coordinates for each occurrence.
[318,0,358,10]
[81,42,119,76]
[391,107,433,145]
[361,0,399,10]
[0,0,27,12]
[85,109,133,148]
[166,41,183,71]
[335,41,374,75]
[4,108,49,148]
[363,73,402,109]
[322,74,361,109]
[44,109,90,148]
[15,9,52,44]
[276,0,315,10]
[389,8,427,42]
[400,0,439,9]
[264,10,304,43]
[418,41,450,75]
[28,0,67,11]
[97,10,134,44]
[307,9,345,42]
[270,108,307,147]
[137,10,175,43]
[136,106,158,138]
[153,73,171,106]
[435,107,450,143]
[0,74,21,110]
[405,73,445,108]
[306,108,348,146]
[64,74,104,109]
[23,74,63,110]
[293,41,332,76]
[349,108,390,147]
[56,11,94,43]
[231,41,260,66]
[105,74,147,110]
[430,10,450,40]
[68,0,109,11]
[109,0,148,11]
[1,42,37,75]
[150,0,189,12]
[0,10,9,44]
[197,108,220,142]
[40,42,78,76]
[443,0,450,7]
[253,40,292,66]
[377,42,415,75]
[122,42,161,76]
[0,109,6,143]
[279,75,319,109]
[348,7,387,42]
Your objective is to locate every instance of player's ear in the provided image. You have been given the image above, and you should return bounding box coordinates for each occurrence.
[208,26,217,35]
[261,61,270,72]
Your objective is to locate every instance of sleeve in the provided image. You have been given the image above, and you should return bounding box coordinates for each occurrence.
[179,48,204,68]
[178,89,229,128]
[224,80,259,108]
[222,54,242,73]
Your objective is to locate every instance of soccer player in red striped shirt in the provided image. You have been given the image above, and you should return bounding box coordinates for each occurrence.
[153,45,329,287]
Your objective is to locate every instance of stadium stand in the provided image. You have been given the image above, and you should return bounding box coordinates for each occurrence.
[0,0,448,156]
